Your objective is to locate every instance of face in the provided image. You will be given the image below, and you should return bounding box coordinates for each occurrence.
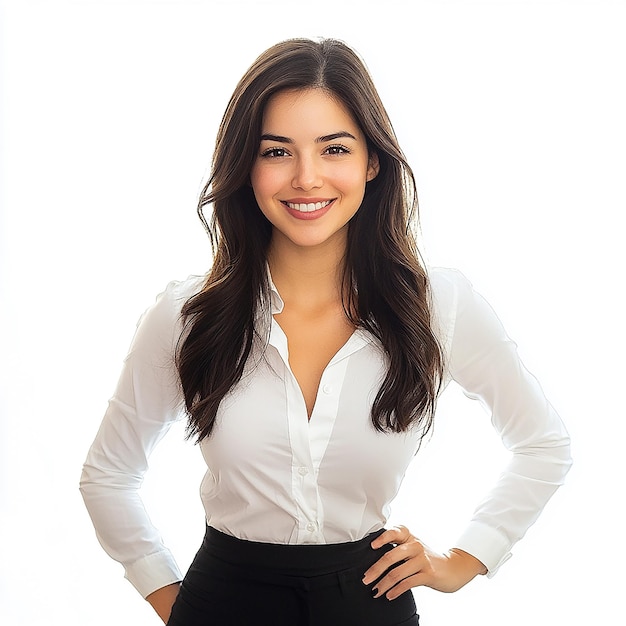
[250,88,379,254]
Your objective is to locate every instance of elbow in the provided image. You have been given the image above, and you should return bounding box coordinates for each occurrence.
[548,428,574,480]
[510,435,573,486]
[562,437,574,479]
[79,460,143,499]
[79,462,97,502]
[551,440,573,484]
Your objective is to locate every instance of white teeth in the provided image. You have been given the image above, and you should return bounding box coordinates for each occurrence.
[285,200,332,212]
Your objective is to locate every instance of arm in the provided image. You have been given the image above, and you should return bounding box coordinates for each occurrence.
[147,583,182,623]
[363,526,486,599]
[444,270,572,574]
[79,280,196,599]
[363,269,572,597]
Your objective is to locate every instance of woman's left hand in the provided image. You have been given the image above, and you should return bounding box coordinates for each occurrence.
[362,526,488,600]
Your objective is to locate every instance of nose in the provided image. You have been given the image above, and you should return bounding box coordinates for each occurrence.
[291,155,322,191]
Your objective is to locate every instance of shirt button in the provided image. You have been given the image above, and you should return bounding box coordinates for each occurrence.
[322,384,333,394]
[306,522,317,532]
[298,466,309,476]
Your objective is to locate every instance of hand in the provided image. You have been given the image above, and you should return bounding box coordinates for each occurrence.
[146,582,181,623]
[361,526,487,600]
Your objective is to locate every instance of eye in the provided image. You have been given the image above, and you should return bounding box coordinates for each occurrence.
[260,147,290,158]
[324,144,351,156]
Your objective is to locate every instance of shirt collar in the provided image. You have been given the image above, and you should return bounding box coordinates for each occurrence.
[264,264,378,353]
[267,266,285,315]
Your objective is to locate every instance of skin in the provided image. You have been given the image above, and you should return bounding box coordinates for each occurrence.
[250,87,379,418]
[363,526,487,600]
[250,88,379,254]
[146,582,180,623]
[147,88,486,621]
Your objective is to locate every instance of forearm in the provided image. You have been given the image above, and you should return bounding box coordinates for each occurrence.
[447,548,488,584]
[146,582,181,623]
[364,526,488,599]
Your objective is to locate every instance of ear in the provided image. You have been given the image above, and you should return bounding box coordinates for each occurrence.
[366,151,380,182]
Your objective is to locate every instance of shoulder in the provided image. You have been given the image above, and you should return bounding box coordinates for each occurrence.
[427,266,508,360]
[427,266,512,370]
[129,274,207,354]
[160,274,207,310]
[426,266,473,350]
[427,266,472,305]
[147,274,207,317]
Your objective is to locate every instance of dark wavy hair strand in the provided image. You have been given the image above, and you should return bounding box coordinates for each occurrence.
[177,38,444,442]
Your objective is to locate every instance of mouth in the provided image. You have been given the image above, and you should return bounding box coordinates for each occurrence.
[281,199,335,213]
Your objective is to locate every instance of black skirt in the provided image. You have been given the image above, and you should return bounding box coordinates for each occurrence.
[167,526,419,626]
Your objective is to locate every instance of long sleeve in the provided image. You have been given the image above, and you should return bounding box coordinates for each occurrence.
[431,268,573,576]
[79,279,197,598]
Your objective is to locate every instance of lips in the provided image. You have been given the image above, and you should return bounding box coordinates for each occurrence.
[280,198,336,221]
[281,199,334,213]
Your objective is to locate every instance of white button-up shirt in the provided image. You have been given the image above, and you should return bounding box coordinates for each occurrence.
[80,267,572,598]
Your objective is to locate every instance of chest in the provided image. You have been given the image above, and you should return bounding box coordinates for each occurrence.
[273,309,356,419]
[206,336,420,482]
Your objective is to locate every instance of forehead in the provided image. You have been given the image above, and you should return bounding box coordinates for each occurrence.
[261,88,362,134]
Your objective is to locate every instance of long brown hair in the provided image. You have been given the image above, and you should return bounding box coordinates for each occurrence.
[177,38,443,442]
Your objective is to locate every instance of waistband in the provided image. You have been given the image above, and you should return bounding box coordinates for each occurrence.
[201,526,387,576]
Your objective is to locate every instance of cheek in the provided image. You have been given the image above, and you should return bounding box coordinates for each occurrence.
[250,165,284,203]
[332,165,369,197]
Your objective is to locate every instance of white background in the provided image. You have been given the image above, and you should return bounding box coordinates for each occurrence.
[1,0,624,624]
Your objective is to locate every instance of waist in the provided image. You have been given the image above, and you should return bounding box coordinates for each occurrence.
[202,525,386,576]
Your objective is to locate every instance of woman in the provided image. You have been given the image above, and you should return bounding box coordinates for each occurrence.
[80,38,572,625]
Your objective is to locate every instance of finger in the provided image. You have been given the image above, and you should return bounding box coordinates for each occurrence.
[370,525,411,550]
[371,558,428,598]
[384,572,430,600]
[362,541,419,585]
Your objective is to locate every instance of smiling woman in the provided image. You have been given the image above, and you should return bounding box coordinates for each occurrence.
[251,89,379,250]
[79,38,571,626]
[250,88,380,420]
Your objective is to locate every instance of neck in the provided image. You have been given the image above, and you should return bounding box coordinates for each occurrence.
[267,233,348,311]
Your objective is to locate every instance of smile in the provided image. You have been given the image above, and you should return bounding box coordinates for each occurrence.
[281,199,334,213]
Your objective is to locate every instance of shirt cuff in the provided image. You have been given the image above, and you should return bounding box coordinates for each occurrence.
[123,549,184,598]
[453,522,513,578]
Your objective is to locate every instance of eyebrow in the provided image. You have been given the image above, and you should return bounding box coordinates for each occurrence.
[259,131,357,143]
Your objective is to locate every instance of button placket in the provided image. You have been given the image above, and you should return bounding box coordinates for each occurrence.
[308,357,350,471]
[275,318,319,541]
[270,318,373,543]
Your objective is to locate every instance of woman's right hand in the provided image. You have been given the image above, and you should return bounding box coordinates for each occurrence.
[146,582,181,624]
